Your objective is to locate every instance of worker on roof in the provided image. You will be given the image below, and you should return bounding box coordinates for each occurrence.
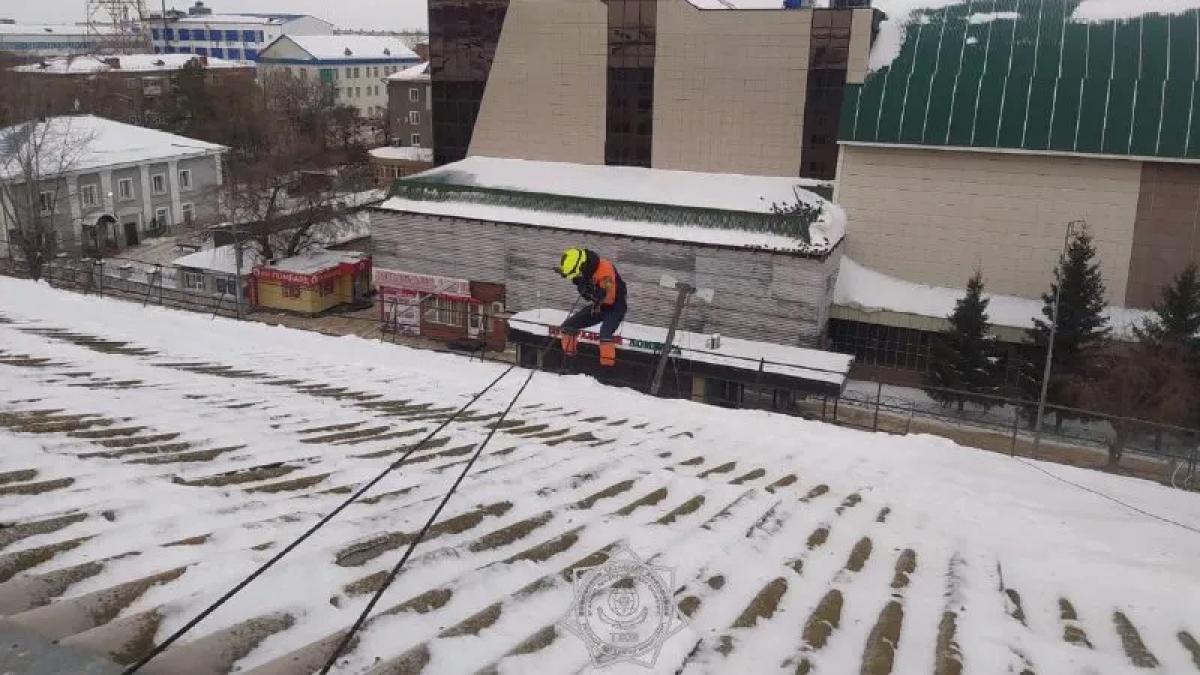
[557,247,627,367]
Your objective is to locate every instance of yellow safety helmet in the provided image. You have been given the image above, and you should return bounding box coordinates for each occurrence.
[558,247,587,280]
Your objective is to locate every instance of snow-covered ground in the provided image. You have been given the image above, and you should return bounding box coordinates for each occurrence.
[1,278,1199,675]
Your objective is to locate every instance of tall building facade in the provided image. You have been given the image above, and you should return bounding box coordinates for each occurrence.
[426,0,879,179]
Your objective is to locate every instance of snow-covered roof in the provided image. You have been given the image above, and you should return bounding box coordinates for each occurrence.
[834,257,1154,339]
[260,249,366,275]
[275,35,418,62]
[0,115,226,182]
[172,243,261,275]
[369,146,433,163]
[380,157,845,254]
[170,13,295,25]
[510,308,853,386]
[2,276,1199,675]
[0,23,104,36]
[1073,0,1200,22]
[13,53,251,74]
[385,61,429,82]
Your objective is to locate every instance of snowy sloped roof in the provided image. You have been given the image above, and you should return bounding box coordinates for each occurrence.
[369,146,433,162]
[0,115,226,181]
[1,277,1199,674]
[275,35,418,61]
[171,13,292,25]
[385,61,429,82]
[13,53,251,74]
[379,157,845,254]
[262,249,366,275]
[172,244,261,275]
[0,23,106,36]
[834,257,1154,339]
[510,308,853,386]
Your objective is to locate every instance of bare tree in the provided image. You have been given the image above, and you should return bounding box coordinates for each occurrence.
[1066,341,1197,467]
[0,112,95,280]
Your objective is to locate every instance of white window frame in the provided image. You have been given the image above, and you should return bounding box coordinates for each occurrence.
[410,133,421,146]
[117,178,134,200]
[151,173,166,195]
[38,191,53,215]
[408,87,419,102]
[181,202,194,225]
[424,297,460,326]
[182,271,206,291]
[80,184,98,208]
[178,169,192,191]
[408,110,420,125]
[154,206,170,229]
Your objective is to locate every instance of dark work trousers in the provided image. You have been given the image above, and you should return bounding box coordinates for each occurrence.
[561,301,627,341]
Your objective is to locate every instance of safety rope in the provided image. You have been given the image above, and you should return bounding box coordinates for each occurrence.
[121,364,520,674]
[318,367,539,674]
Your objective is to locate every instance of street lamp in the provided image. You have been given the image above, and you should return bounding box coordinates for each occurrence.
[1032,219,1085,457]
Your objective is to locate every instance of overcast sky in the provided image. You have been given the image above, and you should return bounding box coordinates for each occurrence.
[7,0,428,31]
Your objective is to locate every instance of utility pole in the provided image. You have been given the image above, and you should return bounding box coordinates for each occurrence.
[233,223,245,320]
[650,274,713,397]
[1032,219,1083,457]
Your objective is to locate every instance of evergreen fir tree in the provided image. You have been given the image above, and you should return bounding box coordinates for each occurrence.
[923,270,1004,412]
[158,59,217,139]
[1020,228,1111,428]
[1136,262,1200,348]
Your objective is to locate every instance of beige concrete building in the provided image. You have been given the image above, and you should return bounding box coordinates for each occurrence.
[429,0,879,180]
[827,1,1200,386]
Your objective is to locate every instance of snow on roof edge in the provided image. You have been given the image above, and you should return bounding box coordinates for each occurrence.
[834,257,1154,340]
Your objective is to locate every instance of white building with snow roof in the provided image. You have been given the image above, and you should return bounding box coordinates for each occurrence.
[0,115,226,260]
[257,35,421,119]
[149,11,335,62]
[369,157,846,349]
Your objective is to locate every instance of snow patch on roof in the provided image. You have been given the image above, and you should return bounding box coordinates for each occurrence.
[369,146,433,163]
[13,53,250,74]
[967,11,1021,24]
[385,62,429,82]
[262,250,367,275]
[411,157,830,215]
[279,35,417,61]
[510,309,853,386]
[0,115,225,181]
[172,244,260,275]
[170,14,292,25]
[868,1,965,72]
[1072,0,1200,22]
[834,257,1153,339]
[0,23,104,36]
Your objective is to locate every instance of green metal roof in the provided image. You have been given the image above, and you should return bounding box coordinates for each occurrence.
[839,1,1200,160]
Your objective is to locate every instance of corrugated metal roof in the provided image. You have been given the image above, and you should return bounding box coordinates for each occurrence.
[840,0,1200,160]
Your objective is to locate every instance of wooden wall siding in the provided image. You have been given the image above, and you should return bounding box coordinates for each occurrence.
[370,210,840,347]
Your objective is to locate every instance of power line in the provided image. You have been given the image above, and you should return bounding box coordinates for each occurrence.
[120,364,519,674]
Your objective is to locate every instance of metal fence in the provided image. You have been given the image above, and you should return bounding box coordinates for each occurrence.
[3,256,1197,489]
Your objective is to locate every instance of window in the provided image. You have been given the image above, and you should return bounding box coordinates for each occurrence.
[245,49,258,60]
[256,31,264,42]
[195,47,208,56]
[705,379,745,409]
[224,30,238,42]
[183,272,205,291]
[408,87,420,103]
[408,110,420,125]
[355,87,361,97]
[209,30,221,42]
[181,203,194,225]
[151,173,166,194]
[80,184,98,208]
[38,191,53,215]
[353,67,360,78]
[165,28,175,40]
[211,47,225,59]
[154,207,170,229]
[242,30,255,42]
[373,66,380,77]
[178,28,191,40]
[151,28,160,40]
[425,297,461,326]
[319,279,336,296]
[282,283,302,298]
[214,276,236,296]
[228,48,241,60]
[410,133,421,146]
[118,178,134,200]
[345,67,352,79]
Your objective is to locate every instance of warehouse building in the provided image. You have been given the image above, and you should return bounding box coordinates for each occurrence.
[369,157,847,349]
